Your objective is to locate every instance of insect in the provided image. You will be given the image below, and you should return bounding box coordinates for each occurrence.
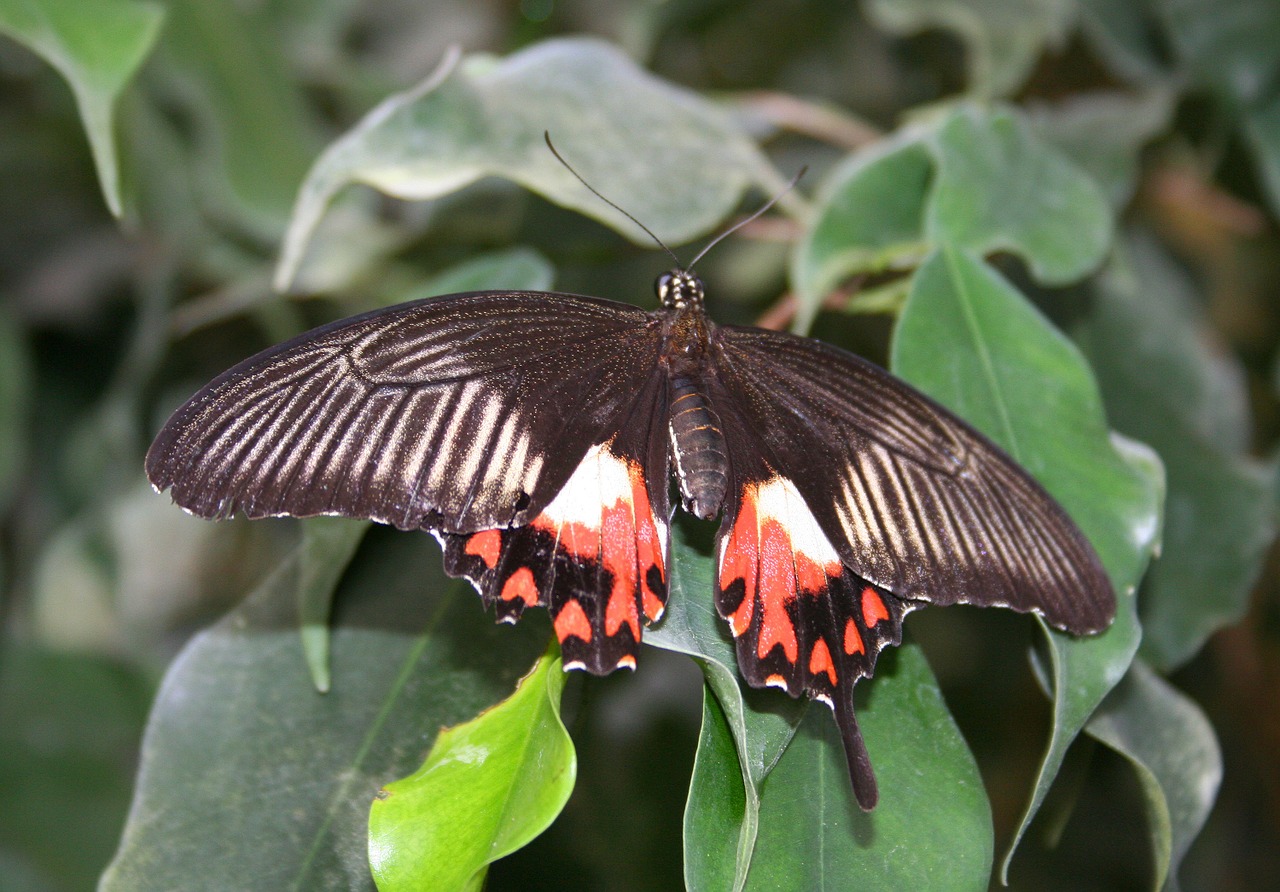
[146,154,1114,809]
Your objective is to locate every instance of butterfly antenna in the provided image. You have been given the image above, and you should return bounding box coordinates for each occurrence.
[686,164,808,271]
[544,131,682,268]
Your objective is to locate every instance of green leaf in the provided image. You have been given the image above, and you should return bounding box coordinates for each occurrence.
[158,0,320,229]
[890,245,1163,878]
[648,525,804,891]
[927,106,1114,285]
[684,686,749,892]
[1157,0,1280,110]
[1076,0,1171,83]
[398,248,555,303]
[866,0,1075,97]
[276,37,776,289]
[0,308,30,512]
[1075,232,1277,669]
[298,518,371,692]
[0,0,163,216]
[0,645,151,891]
[101,531,548,892]
[1027,89,1175,208]
[793,105,1112,331]
[1243,96,1280,217]
[744,646,991,890]
[790,138,932,330]
[368,643,574,892]
[1085,660,1222,892]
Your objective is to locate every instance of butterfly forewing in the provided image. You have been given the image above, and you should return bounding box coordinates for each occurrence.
[710,324,1114,633]
[147,292,664,534]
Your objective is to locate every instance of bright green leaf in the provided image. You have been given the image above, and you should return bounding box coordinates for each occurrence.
[101,531,547,892]
[745,646,991,890]
[927,106,1114,285]
[368,643,574,892]
[867,0,1075,97]
[1075,232,1277,669]
[277,37,776,289]
[891,246,1162,878]
[0,0,163,216]
[1086,660,1222,892]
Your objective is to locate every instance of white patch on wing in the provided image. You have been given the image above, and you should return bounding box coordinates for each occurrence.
[539,442,633,528]
[751,476,842,566]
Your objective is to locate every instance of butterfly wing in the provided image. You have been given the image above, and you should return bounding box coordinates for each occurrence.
[148,291,672,670]
[708,323,1114,808]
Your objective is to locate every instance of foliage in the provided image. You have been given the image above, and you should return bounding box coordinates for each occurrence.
[2,1,1278,890]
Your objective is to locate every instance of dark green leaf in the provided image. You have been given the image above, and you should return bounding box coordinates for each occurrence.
[1075,232,1277,669]
[866,0,1075,97]
[648,525,803,891]
[0,309,30,512]
[101,531,547,891]
[0,645,151,891]
[298,518,371,692]
[277,37,777,289]
[0,0,163,216]
[368,644,574,892]
[1243,96,1280,217]
[1157,0,1280,110]
[744,645,991,890]
[1086,660,1222,892]
[891,245,1163,877]
[683,686,749,892]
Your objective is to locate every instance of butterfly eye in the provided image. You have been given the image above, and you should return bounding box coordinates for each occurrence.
[655,272,674,304]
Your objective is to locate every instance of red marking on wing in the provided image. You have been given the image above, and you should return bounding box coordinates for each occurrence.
[808,638,837,685]
[861,587,890,628]
[843,618,865,655]
[501,567,539,606]
[628,466,666,617]
[554,599,593,644]
[756,518,799,662]
[721,491,759,636]
[765,673,787,687]
[530,454,665,636]
[464,530,501,569]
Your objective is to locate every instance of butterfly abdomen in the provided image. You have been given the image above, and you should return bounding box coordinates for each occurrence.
[667,372,727,519]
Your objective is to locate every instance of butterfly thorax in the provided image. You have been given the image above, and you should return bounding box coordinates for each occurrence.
[657,269,728,520]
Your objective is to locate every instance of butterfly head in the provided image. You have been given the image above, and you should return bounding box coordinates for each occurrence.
[656,270,705,310]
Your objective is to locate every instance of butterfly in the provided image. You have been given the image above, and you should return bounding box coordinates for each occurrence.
[146,251,1115,809]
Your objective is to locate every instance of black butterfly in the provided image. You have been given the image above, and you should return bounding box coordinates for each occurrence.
[146,257,1114,809]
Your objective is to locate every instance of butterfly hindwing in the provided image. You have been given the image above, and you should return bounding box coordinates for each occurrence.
[441,370,672,673]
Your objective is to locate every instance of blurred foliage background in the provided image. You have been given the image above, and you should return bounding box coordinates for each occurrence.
[2,0,1280,889]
